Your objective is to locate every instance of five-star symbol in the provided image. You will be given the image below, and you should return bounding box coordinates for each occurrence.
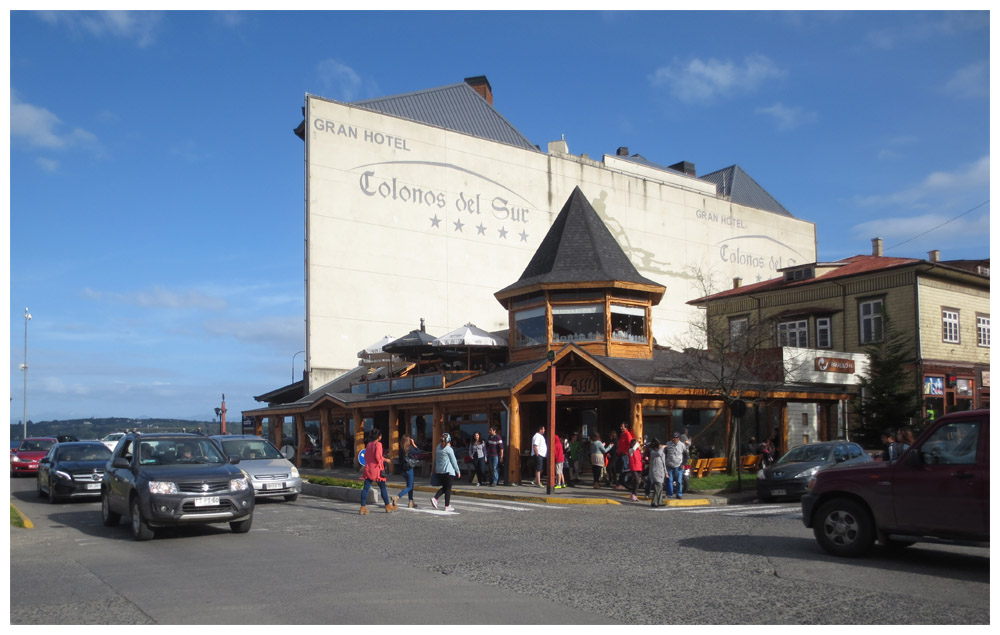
[476,223,487,235]
[429,215,441,228]
[519,230,529,242]
[428,217,526,243]
[498,226,508,239]
[453,219,464,232]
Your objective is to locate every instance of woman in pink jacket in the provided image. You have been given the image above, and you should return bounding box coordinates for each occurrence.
[627,438,644,502]
[360,429,397,515]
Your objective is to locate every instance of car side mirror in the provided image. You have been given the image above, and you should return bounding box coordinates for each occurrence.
[112,457,131,469]
[228,455,241,465]
[835,455,847,463]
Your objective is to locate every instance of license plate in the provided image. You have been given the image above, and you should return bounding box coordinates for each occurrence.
[86,483,101,490]
[771,489,786,496]
[264,482,284,490]
[194,496,220,507]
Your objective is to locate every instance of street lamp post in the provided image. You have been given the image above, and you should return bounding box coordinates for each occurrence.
[20,307,31,440]
[292,350,305,383]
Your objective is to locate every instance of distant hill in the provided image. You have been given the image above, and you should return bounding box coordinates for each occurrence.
[10,417,228,442]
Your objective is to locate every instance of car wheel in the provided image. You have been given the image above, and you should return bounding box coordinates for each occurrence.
[283,493,298,502]
[230,515,253,534]
[37,477,46,498]
[813,498,875,557]
[130,497,154,541]
[48,482,61,504]
[101,491,121,526]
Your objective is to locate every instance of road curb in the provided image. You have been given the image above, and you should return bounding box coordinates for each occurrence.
[10,502,34,529]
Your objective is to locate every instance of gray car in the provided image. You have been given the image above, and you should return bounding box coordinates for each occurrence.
[211,435,302,502]
[756,440,871,502]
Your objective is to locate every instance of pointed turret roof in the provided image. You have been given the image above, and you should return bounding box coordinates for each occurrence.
[495,187,665,303]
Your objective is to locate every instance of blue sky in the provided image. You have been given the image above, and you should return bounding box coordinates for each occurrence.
[8,10,991,423]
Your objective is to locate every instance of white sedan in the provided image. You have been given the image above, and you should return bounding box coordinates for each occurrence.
[100,432,126,452]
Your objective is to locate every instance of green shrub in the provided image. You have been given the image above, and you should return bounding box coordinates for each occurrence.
[303,475,364,489]
[10,504,25,528]
[687,472,758,492]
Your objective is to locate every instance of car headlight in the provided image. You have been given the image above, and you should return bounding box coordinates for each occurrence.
[148,481,179,495]
[230,477,250,492]
[54,470,73,481]
[794,466,820,480]
[289,466,300,478]
[10,453,19,463]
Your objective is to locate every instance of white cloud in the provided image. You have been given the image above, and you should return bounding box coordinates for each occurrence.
[650,54,786,103]
[865,12,988,50]
[83,285,228,311]
[316,59,364,102]
[36,10,163,48]
[202,316,302,350]
[943,61,988,98]
[851,210,989,254]
[856,156,989,209]
[35,157,60,172]
[755,102,817,130]
[11,94,102,155]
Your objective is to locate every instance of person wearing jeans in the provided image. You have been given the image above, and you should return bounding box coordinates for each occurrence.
[486,425,504,486]
[396,434,419,508]
[664,432,687,499]
[431,432,461,511]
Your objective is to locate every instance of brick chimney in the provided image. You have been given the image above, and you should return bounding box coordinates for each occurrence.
[872,238,883,257]
[617,146,629,156]
[669,161,696,177]
[928,250,940,262]
[733,277,743,289]
[464,76,493,106]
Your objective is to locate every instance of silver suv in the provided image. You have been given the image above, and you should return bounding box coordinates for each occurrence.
[211,435,302,502]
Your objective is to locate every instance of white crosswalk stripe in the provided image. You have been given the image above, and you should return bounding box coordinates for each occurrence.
[652,504,801,518]
[403,498,569,515]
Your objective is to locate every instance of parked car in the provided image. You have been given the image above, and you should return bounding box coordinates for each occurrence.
[211,435,302,502]
[802,409,989,557]
[756,440,871,501]
[101,432,254,541]
[10,437,58,477]
[36,442,112,502]
[100,432,127,452]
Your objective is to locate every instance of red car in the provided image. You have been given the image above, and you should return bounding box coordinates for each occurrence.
[802,409,989,557]
[10,437,58,477]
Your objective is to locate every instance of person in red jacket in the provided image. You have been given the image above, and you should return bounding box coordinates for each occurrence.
[359,429,397,515]
[627,438,644,501]
[615,422,634,490]
[553,434,566,489]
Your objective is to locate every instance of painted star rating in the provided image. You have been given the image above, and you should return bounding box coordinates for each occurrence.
[498,227,508,240]
[429,215,441,228]
[453,218,464,232]
[476,223,487,236]
[519,230,529,243]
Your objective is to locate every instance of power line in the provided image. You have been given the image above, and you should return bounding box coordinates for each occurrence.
[885,200,989,252]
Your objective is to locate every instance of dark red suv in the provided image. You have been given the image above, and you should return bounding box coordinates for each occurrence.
[802,409,989,557]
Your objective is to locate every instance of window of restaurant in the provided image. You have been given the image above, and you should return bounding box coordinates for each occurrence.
[611,304,647,343]
[778,319,809,347]
[552,304,604,343]
[816,317,832,348]
[859,298,884,344]
[514,307,546,347]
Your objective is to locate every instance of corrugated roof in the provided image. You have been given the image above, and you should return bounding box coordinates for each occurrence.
[351,82,538,152]
[700,165,792,217]
[495,187,666,300]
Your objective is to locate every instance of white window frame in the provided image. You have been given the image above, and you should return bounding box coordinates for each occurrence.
[729,316,749,346]
[777,319,809,347]
[859,298,884,344]
[942,309,960,344]
[976,314,989,348]
[816,317,832,349]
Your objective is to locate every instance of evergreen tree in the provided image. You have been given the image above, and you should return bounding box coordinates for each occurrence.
[850,309,921,447]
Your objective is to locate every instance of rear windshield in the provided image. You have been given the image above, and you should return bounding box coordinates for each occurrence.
[219,438,284,461]
[57,445,112,462]
[18,439,55,452]
[777,444,832,464]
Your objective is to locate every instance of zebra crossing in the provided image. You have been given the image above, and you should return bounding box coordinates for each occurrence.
[652,503,801,519]
[403,498,569,515]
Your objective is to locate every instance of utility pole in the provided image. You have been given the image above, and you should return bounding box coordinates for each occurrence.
[20,308,31,440]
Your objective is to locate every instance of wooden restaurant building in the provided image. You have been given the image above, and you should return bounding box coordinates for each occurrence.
[242,188,855,477]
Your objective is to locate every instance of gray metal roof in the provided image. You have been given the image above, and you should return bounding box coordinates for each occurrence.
[700,165,792,217]
[351,82,538,152]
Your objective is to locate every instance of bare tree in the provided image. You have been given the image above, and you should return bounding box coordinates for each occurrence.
[671,266,789,473]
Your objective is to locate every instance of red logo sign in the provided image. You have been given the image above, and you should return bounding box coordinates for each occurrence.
[815,357,855,373]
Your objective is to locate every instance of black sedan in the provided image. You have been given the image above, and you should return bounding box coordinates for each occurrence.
[36,442,113,503]
[756,440,871,502]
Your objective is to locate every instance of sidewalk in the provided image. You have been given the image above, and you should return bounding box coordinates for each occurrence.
[299,466,759,507]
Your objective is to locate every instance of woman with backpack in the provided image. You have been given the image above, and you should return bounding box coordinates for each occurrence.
[396,434,420,508]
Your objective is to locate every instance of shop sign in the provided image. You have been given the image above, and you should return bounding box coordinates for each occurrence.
[924,376,944,396]
[814,357,855,373]
[558,370,600,396]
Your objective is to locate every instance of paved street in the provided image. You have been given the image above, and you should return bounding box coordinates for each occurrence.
[9,476,989,625]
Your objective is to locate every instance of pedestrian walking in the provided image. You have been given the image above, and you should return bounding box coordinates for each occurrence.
[431,432,461,511]
[553,433,566,489]
[359,429,397,515]
[486,424,504,486]
[531,425,547,488]
[664,432,688,499]
[568,432,582,484]
[647,438,667,507]
[468,432,487,486]
[627,437,643,501]
[396,433,420,508]
[589,432,610,488]
[615,422,633,490]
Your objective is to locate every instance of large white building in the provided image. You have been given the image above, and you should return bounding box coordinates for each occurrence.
[298,76,817,391]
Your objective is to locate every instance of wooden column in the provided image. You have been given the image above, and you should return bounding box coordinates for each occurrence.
[508,394,521,484]
[253,416,262,437]
[294,415,305,467]
[431,403,444,467]
[352,408,365,467]
[389,405,400,463]
[271,416,283,448]
[320,408,333,469]
[629,394,644,442]
[779,402,789,455]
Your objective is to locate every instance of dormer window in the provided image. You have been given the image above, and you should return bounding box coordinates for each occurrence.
[784,267,814,282]
[514,307,546,347]
[611,304,647,343]
[552,304,604,343]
